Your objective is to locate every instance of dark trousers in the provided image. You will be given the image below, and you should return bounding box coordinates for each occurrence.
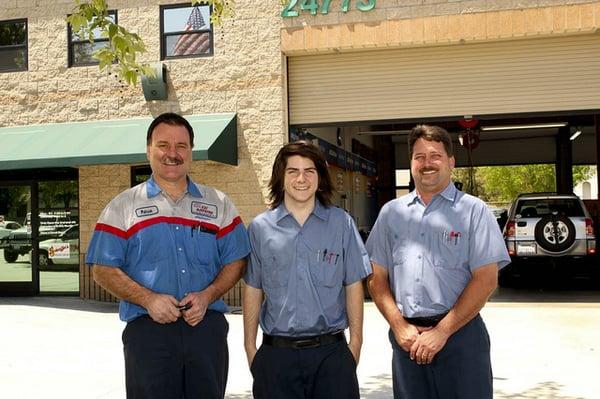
[251,340,359,399]
[389,314,493,399]
[122,311,229,399]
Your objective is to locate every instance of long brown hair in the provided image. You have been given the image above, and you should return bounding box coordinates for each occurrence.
[268,140,334,208]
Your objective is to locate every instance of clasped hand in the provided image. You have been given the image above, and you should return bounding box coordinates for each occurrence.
[394,324,449,365]
[145,291,210,326]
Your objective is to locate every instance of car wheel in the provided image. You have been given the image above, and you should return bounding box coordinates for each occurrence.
[3,249,18,263]
[534,214,576,253]
[38,250,52,270]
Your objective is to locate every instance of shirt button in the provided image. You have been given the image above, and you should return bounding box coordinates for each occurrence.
[417,255,422,259]
[416,278,420,283]
[420,233,424,237]
[178,248,182,251]
[181,270,186,274]
[176,226,179,230]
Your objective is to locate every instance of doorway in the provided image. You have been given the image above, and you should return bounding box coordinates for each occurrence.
[0,169,79,296]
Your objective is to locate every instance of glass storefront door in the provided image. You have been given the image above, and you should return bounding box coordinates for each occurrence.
[0,183,35,294]
[0,174,79,296]
[37,180,79,294]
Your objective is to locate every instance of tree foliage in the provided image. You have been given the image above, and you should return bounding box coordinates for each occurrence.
[67,0,234,85]
[453,164,593,204]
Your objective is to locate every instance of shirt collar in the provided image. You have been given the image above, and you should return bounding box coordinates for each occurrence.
[408,182,457,206]
[146,176,203,199]
[272,199,330,223]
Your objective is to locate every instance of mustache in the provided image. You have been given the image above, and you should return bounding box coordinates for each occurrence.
[419,167,438,173]
[161,156,183,165]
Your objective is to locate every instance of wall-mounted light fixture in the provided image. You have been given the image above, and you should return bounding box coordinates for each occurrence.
[480,122,568,131]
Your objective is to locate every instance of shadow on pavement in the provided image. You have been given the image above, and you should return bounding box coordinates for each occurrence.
[360,373,393,398]
[494,381,585,399]
[0,296,118,313]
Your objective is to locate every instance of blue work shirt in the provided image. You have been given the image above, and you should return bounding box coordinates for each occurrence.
[85,176,250,322]
[244,200,372,337]
[366,183,510,318]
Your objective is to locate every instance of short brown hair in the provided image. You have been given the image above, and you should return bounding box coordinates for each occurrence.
[268,141,334,208]
[408,125,453,159]
[146,112,194,147]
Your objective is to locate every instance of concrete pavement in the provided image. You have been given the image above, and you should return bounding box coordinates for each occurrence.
[1,291,599,398]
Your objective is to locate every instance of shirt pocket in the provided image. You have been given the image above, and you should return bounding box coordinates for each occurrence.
[191,232,217,269]
[392,240,407,267]
[433,231,467,269]
[310,253,343,288]
[262,257,288,288]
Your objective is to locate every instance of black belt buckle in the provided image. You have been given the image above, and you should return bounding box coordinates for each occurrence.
[292,338,320,349]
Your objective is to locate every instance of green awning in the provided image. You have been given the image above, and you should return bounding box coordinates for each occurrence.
[0,113,238,170]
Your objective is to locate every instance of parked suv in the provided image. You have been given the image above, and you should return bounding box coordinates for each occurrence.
[502,193,596,278]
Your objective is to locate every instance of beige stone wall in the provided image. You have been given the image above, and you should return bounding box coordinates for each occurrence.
[0,0,285,252]
[282,0,600,53]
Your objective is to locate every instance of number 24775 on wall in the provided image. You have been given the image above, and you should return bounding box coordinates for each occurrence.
[282,0,376,17]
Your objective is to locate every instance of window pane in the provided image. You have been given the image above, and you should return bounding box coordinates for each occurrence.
[71,41,109,65]
[163,6,210,33]
[70,12,116,41]
[0,21,26,46]
[166,32,211,57]
[0,48,26,71]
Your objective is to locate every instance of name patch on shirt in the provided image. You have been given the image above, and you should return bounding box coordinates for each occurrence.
[135,206,159,217]
[191,201,218,219]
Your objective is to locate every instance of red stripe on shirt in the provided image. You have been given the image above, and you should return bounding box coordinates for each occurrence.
[94,223,127,239]
[217,216,242,239]
[127,216,219,238]
[96,217,222,239]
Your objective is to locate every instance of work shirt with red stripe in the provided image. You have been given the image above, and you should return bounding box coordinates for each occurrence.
[85,176,250,322]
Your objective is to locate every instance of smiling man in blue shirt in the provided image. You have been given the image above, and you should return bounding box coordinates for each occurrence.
[243,141,372,399]
[366,125,510,399]
[86,113,250,399]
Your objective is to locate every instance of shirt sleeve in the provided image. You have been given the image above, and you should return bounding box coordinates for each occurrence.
[84,196,128,268]
[365,202,393,269]
[216,195,251,266]
[243,220,263,289]
[342,213,372,285]
[468,201,511,271]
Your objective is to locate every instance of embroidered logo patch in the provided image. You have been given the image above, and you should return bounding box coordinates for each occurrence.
[191,201,218,219]
[135,206,159,217]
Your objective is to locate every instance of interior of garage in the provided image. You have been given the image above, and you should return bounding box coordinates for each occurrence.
[289,111,600,240]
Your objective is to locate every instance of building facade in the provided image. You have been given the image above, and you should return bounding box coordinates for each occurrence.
[1,0,599,300]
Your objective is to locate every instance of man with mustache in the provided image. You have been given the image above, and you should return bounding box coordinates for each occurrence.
[366,125,510,399]
[86,112,250,399]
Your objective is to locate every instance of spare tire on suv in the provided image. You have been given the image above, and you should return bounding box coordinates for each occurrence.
[534,213,576,253]
[501,192,596,285]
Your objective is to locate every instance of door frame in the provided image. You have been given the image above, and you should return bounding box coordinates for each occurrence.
[0,168,78,296]
[0,180,37,295]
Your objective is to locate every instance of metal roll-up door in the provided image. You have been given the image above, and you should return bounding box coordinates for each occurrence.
[288,34,600,125]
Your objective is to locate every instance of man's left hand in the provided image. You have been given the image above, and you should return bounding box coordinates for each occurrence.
[409,326,450,365]
[179,291,211,327]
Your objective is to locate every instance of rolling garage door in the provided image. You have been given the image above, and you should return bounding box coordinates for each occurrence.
[288,34,600,125]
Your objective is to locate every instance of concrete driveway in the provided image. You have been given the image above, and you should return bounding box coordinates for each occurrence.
[1,288,599,398]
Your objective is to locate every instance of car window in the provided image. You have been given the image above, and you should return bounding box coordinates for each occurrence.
[516,199,584,217]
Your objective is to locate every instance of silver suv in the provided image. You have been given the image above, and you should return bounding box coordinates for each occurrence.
[503,193,596,260]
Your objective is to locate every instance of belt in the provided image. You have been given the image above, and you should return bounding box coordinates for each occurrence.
[404,312,448,327]
[262,331,345,349]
